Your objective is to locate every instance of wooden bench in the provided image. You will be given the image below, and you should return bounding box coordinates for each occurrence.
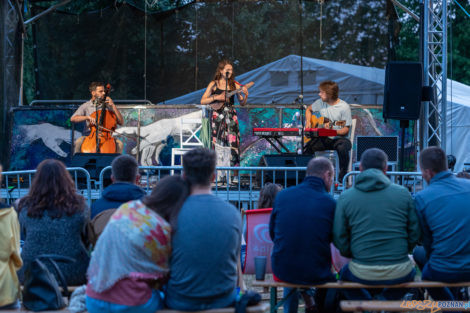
[158,303,270,313]
[341,300,470,312]
[2,302,270,313]
[252,280,470,313]
[2,309,71,313]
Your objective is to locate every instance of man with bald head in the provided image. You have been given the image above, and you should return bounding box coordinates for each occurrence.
[334,148,420,300]
[269,157,336,313]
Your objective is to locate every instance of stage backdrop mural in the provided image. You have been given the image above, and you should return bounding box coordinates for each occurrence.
[9,105,407,172]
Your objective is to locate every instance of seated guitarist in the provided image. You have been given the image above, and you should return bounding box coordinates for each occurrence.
[71,82,124,154]
[305,80,352,183]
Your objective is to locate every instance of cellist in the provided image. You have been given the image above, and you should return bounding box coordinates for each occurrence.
[71,82,124,154]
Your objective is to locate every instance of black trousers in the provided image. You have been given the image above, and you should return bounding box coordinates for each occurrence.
[305,137,352,182]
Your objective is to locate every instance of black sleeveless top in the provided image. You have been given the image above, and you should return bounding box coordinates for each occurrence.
[212,85,235,108]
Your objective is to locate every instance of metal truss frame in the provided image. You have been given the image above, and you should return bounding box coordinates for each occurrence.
[2,0,22,107]
[422,0,447,149]
[1,0,22,165]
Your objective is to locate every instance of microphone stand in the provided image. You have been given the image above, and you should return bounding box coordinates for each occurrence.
[222,72,229,148]
[225,72,229,107]
[95,99,100,153]
[299,95,305,154]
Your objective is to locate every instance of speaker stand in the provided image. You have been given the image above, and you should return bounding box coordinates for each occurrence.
[399,120,409,183]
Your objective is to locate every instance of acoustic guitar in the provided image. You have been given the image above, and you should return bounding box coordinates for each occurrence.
[210,81,255,110]
[304,115,346,143]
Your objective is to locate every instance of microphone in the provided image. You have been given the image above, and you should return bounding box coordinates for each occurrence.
[225,71,230,79]
[292,111,301,124]
[292,94,304,104]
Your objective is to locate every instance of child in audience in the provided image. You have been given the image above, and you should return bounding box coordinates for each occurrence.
[0,164,23,309]
[18,159,90,285]
[257,182,283,209]
[86,175,190,313]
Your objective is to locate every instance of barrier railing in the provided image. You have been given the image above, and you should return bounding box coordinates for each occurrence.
[0,168,92,207]
[29,99,153,106]
[99,165,309,209]
[342,171,424,194]
[1,166,425,210]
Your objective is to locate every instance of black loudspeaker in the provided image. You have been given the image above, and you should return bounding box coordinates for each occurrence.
[259,154,313,186]
[356,136,399,163]
[383,62,423,120]
[70,153,120,182]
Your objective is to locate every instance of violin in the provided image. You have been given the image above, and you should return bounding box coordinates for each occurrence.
[81,84,118,153]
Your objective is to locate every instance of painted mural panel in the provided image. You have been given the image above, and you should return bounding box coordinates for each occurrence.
[9,105,409,171]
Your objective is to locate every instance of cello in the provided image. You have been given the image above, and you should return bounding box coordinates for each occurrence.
[80,84,118,153]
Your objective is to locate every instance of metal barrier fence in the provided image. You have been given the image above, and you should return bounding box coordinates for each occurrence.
[0,166,425,210]
[29,99,153,106]
[99,165,310,209]
[342,171,424,194]
[0,168,92,207]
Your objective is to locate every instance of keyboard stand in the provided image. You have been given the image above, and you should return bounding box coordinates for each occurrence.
[260,136,291,153]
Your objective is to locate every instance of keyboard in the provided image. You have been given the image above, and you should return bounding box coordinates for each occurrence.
[252,128,337,137]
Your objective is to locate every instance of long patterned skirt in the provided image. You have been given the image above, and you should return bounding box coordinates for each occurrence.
[211,106,240,166]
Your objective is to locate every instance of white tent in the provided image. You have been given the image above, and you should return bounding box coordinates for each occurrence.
[165,55,470,171]
[446,80,470,172]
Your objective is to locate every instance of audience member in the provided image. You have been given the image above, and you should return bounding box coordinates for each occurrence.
[456,171,470,179]
[0,164,22,309]
[269,157,336,313]
[91,155,145,219]
[257,183,282,209]
[86,175,189,313]
[334,148,420,300]
[414,146,470,300]
[18,159,90,286]
[165,148,242,310]
[447,155,456,172]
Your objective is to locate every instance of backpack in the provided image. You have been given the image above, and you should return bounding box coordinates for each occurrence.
[22,254,75,311]
[86,208,116,246]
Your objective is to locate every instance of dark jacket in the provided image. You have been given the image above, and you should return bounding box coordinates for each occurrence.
[91,182,146,219]
[269,176,336,284]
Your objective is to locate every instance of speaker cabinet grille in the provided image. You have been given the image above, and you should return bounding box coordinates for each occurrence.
[70,153,120,181]
[383,62,422,120]
[258,154,313,186]
[356,137,398,163]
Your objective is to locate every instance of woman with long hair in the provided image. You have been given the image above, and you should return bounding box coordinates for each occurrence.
[257,183,283,209]
[200,59,249,167]
[86,175,190,313]
[18,159,89,285]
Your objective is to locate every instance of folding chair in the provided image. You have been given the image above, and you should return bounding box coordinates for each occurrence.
[243,208,274,274]
[171,117,204,173]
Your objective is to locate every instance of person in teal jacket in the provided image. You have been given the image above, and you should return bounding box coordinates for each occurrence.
[333,148,420,300]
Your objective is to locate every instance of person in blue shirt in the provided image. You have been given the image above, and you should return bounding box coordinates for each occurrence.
[165,148,242,310]
[414,146,470,300]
